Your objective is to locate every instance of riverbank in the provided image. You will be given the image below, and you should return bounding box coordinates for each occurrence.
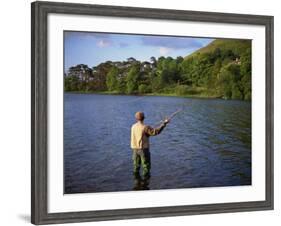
[65,90,222,99]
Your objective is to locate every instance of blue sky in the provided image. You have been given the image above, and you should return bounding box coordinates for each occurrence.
[64,31,213,71]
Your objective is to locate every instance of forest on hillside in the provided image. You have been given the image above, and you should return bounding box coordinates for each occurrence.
[64,39,251,100]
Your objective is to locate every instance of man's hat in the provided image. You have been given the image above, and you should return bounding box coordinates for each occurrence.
[135,111,145,121]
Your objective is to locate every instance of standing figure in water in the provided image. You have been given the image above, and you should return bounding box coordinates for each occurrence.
[130,111,170,179]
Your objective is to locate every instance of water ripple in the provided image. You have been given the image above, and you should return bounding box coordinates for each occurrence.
[64,94,251,193]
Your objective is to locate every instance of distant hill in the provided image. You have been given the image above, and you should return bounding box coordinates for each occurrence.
[180,38,252,100]
[185,39,251,60]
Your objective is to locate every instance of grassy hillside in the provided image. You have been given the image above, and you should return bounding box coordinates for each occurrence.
[180,39,252,100]
[185,39,251,60]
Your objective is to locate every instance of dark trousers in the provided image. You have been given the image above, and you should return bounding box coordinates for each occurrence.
[132,149,151,176]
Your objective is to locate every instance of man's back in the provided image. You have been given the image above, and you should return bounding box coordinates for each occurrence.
[131,121,167,150]
[131,122,149,149]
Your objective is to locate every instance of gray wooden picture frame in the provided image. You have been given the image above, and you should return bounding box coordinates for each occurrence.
[31,1,274,225]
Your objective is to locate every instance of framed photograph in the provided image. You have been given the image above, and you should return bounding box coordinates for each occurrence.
[31,1,274,224]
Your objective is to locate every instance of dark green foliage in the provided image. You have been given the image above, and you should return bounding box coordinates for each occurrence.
[106,67,119,91]
[183,39,251,100]
[65,75,80,91]
[126,64,140,94]
[65,64,93,91]
[138,84,150,94]
[64,39,251,100]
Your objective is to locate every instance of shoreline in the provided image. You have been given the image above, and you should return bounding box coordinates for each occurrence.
[64,90,226,100]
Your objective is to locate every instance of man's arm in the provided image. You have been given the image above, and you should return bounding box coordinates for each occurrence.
[144,119,169,136]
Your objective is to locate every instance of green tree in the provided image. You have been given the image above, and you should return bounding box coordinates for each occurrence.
[231,83,243,99]
[138,84,150,94]
[217,63,241,99]
[64,75,80,91]
[156,57,180,85]
[217,65,234,99]
[179,58,194,85]
[176,56,184,64]
[150,56,157,68]
[90,62,113,91]
[240,48,251,100]
[126,65,140,94]
[106,67,119,91]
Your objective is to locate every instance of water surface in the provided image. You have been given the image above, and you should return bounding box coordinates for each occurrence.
[64,93,251,193]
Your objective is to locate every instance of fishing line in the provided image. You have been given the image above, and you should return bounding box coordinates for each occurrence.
[119,95,187,127]
[120,96,146,104]
[153,108,183,127]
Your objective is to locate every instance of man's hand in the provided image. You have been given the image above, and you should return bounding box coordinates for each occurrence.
[164,118,170,125]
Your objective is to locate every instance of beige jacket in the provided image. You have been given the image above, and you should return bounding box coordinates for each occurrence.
[130,121,166,149]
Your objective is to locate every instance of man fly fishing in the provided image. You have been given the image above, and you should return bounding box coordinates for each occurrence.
[130,111,173,179]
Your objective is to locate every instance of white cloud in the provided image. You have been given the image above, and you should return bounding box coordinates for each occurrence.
[97,39,111,48]
[159,47,173,55]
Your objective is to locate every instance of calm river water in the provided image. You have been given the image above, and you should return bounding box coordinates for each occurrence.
[64,93,251,193]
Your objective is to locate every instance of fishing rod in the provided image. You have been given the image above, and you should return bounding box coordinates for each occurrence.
[154,108,183,127]
[168,108,183,119]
